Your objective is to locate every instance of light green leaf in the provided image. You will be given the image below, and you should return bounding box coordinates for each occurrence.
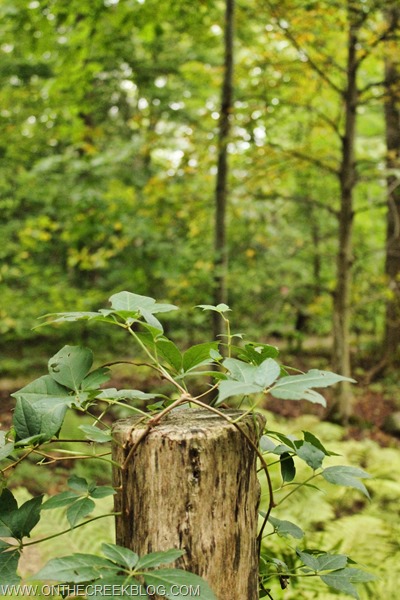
[223,357,280,388]
[271,370,355,406]
[217,381,263,403]
[109,291,177,315]
[268,516,304,539]
[143,569,217,600]
[79,425,112,444]
[322,466,371,499]
[296,549,321,571]
[0,442,15,462]
[48,346,93,391]
[97,389,157,401]
[102,544,139,569]
[196,304,231,313]
[320,568,371,598]
[136,549,185,569]
[66,497,95,528]
[81,368,111,391]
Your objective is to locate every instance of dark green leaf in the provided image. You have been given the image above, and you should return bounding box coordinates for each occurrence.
[143,569,217,600]
[280,452,296,482]
[268,516,304,539]
[34,554,115,583]
[183,342,219,372]
[9,495,43,539]
[90,486,116,499]
[0,543,20,586]
[11,375,70,402]
[41,491,80,510]
[67,498,95,528]
[0,490,18,537]
[102,543,139,569]
[68,475,89,493]
[238,343,279,364]
[48,346,93,391]
[322,466,371,499]
[85,575,146,598]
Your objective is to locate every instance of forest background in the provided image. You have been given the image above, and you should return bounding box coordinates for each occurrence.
[0,0,400,598]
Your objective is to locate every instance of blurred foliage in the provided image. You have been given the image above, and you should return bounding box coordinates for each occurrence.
[0,0,396,360]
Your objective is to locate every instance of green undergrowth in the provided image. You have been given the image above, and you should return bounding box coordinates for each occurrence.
[259,411,400,599]
[6,411,400,600]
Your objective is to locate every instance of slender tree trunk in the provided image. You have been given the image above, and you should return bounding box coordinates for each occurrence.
[331,8,359,423]
[383,6,400,365]
[212,0,234,341]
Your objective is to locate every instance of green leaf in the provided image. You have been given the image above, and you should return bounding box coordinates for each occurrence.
[156,339,183,372]
[11,375,70,402]
[270,370,355,406]
[109,291,177,316]
[89,486,116,499]
[136,549,185,569]
[48,346,93,391]
[79,425,112,443]
[316,553,348,571]
[102,544,139,569]
[320,567,376,599]
[296,549,321,571]
[0,543,20,586]
[238,343,279,364]
[183,342,219,372]
[34,554,115,583]
[97,389,157,401]
[280,452,296,482]
[268,516,304,539]
[143,569,217,600]
[296,441,325,470]
[41,491,80,510]
[223,357,280,387]
[0,442,15,462]
[0,489,18,537]
[81,368,111,391]
[8,496,43,539]
[303,431,339,456]
[196,303,231,313]
[217,381,263,403]
[68,475,89,493]
[85,575,146,598]
[13,397,68,442]
[66,497,95,528]
[322,466,371,499]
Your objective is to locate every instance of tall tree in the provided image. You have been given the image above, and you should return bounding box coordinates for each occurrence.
[383,3,400,365]
[212,0,235,341]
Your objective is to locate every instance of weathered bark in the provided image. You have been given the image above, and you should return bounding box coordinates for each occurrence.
[331,6,359,423]
[112,409,265,600]
[213,0,234,341]
[383,5,400,364]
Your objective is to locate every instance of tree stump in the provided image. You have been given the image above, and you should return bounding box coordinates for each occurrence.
[112,409,265,600]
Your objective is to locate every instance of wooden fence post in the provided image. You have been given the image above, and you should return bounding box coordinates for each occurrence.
[112,409,265,600]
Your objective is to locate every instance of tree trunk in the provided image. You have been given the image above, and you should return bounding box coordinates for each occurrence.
[331,7,359,423]
[213,0,234,341]
[383,5,400,365]
[112,409,265,600]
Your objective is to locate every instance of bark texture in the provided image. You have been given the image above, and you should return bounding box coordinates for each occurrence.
[331,5,359,422]
[213,0,234,341]
[112,409,265,600]
[383,5,400,363]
